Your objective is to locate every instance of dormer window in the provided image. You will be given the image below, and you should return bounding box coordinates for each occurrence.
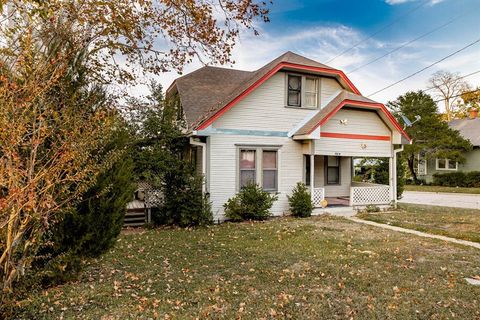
[286,74,319,108]
[287,75,302,107]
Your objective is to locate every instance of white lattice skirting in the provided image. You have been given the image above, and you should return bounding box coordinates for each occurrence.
[311,187,325,207]
[350,186,391,206]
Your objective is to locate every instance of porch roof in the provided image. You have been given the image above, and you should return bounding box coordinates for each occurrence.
[292,90,411,143]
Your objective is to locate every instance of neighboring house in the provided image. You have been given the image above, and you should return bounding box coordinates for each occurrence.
[167,52,411,221]
[418,109,480,182]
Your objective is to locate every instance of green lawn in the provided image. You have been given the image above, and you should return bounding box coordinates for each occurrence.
[12,216,480,319]
[405,185,480,194]
[358,203,480,243]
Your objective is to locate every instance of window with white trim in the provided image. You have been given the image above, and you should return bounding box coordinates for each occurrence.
[305,77,319,107]
[262,150,278,191]
[436,158,458,171]
[239,149,256,188]
[238,148,279,191]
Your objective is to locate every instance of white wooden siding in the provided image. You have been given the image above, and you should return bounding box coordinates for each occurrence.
[208,134,304,221]
[322,109,391,136]
[314,109,392,157]
[320,78,342,107]
[313,156,351,197]
[315,138,392,157]
[213,72,341,132]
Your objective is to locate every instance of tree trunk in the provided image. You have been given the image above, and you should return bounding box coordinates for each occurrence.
[444,98,451,121]
[407,155,418,184]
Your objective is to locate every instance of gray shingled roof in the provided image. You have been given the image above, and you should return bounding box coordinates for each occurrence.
[294,90,380,136]
[172,51,338,129]
[175,66,252,126]
[449,118,480,146]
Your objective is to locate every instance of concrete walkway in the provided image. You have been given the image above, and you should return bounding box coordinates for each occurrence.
[400,191,480,209]
[348,217,480,250]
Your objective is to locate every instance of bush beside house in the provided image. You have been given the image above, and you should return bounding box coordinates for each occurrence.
[288,183,314,218]
[224,183,278,221]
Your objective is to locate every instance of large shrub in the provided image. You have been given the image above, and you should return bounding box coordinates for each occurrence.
[288,183,314,218]
[433,171,480,188]
[33,129,135,284]
[132,84,213,228]
[224,183,278,221]
[154,169,213,227]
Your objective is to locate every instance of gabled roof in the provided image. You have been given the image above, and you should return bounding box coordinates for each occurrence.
[293,90,411,142]
[449,117,480,146]
[169,51,360,130]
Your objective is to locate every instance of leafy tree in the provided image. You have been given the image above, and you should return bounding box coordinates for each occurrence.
[461,87,480,112]
[0,27,120,294]
[131,84,212,227]
[387,91,472,183]
[2,0,270,85]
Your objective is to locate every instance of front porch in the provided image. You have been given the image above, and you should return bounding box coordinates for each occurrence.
[306,154,395,209]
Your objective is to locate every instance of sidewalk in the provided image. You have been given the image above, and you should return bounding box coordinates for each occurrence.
[348,217,480,249]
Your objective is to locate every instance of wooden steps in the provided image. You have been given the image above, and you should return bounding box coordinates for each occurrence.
[124,208,146,227]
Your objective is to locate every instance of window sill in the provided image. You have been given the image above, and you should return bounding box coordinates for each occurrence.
[284,105,318,110]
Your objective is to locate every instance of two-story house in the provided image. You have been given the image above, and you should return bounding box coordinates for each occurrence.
[167,52,411,221]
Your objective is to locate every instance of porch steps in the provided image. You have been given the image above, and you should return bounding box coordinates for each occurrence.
[124,208,147,227]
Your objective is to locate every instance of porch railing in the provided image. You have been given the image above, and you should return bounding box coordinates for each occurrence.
[350,182,391,206]
[311,187,325,207]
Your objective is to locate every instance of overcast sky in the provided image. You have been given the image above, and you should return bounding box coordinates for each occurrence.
[137,0,480,106]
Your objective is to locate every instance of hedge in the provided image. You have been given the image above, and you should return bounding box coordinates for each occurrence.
[432,171,480,188]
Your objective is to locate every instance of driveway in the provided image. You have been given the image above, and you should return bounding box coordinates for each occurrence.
[400,191,480,209]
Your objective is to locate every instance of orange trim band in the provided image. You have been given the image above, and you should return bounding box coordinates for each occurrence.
[320,132,391,141]
[197,62,360,130]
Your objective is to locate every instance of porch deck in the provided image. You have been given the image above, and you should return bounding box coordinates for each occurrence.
[311,182,392,208]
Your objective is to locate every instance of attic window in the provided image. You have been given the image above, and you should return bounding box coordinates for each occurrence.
[287,75,302,107]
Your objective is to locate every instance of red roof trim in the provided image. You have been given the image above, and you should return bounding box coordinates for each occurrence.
[320,132,391,141]
[308,99,411,141]
[197,62,361,130]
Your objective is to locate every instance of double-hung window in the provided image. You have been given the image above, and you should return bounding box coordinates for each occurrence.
[287,75,302,107]
[262,150,278,191]
[326,156,340,185]
[239,149,256,188]
[305,78,319,107]
[239,148,278,191]
[436,158,458,171]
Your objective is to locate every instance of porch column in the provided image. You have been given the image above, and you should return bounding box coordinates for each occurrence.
[310,154,315,195]
[389,156,395,204]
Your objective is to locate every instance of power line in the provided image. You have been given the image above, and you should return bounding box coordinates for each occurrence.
[422,69,480,93]
[326,0,429,64]
[433,88,480,103]
[347,12,467,75]
[367,37,480,97]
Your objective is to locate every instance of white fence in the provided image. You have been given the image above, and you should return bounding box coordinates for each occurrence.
[350,182,391,206]
[311,187,325,207]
